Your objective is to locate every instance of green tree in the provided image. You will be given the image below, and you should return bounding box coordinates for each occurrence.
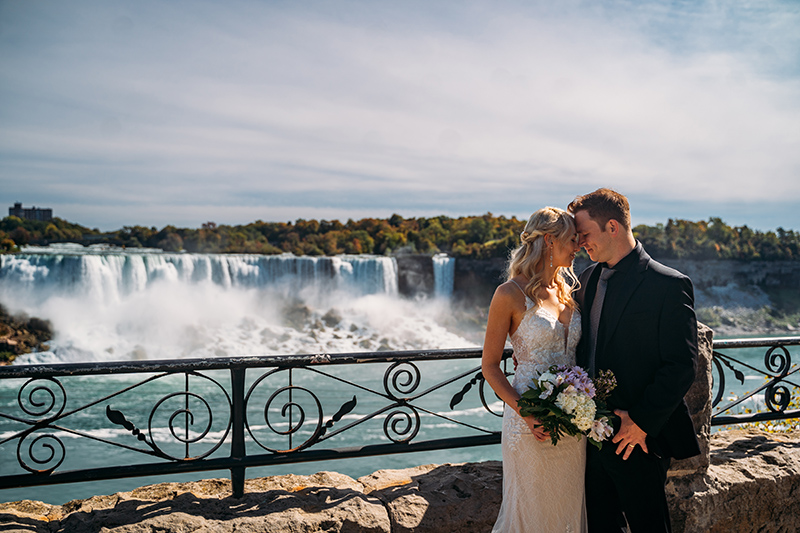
[154,226,183,252]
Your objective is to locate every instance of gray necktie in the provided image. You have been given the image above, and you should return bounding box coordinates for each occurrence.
[588,267,615,377]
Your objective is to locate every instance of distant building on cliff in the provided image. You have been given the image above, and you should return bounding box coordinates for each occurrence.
[9,202,53,222]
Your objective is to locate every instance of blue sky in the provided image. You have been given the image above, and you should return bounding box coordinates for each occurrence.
[1,0,799,231]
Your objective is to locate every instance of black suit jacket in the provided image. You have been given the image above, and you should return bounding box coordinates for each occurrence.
[575,243,701,460]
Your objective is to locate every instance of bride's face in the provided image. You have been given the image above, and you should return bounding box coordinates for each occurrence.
[551,232,579,268]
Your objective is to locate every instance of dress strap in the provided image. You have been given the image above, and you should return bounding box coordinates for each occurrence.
[509,279,526,295]
[509,279,534,308]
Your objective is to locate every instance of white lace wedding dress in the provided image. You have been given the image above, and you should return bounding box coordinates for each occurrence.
[492,291,587,533]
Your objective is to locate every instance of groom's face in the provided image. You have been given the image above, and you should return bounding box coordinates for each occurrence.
[575,210,613,264]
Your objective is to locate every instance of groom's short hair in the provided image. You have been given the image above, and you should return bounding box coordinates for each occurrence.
[568,188,631,231]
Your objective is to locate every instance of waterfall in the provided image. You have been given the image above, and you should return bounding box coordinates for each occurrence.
[432,253,455,298]
[0,246,398,305]
[0,245,480,364]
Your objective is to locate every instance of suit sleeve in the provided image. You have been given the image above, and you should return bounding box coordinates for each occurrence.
[627,275,698,436]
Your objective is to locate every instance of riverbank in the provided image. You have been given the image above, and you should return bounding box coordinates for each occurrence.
[0,304,52,364]
[2,428,798,533]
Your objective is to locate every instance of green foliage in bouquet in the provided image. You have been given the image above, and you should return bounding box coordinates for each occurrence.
[517,366,617,449]
[518,389,580,446]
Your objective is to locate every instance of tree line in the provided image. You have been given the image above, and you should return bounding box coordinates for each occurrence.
[1,213,798,261]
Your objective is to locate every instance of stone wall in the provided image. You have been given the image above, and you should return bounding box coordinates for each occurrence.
[668,429,800,533]
[3,429,799,533]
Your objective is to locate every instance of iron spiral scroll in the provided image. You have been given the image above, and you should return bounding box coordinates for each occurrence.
[383,362,423,443]
[16,377,67,473]
[106,371,233,461]
[765,345,792,413]
[245,368,357,453]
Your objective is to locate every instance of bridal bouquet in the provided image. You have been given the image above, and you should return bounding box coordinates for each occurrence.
[517,365,617,448]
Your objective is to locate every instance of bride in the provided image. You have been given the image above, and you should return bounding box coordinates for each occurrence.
[482,206,586,533]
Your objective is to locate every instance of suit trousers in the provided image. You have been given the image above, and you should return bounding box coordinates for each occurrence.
[585,442,672,533]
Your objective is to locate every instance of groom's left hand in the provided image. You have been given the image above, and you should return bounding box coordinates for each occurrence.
[611,409,648,460]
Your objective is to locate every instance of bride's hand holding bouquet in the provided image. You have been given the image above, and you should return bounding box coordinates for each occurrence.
[517,365,617,448]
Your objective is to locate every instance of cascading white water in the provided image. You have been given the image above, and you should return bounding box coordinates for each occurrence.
[432,253,456,298]
[2,245,397,300]
[0,245,473,364]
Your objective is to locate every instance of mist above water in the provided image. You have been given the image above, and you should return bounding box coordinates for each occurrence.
[1,245,473,364]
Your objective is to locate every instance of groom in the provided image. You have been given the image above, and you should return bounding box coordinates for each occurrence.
[568,188,700,532]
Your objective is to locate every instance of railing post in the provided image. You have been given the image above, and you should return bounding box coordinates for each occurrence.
[230,366,246,498]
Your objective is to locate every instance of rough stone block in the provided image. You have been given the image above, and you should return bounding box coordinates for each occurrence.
[670,322,714,476]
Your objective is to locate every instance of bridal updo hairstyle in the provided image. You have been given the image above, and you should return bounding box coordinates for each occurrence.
[507,206,579,310]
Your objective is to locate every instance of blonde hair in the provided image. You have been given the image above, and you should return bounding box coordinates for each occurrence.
[507,206,579,310]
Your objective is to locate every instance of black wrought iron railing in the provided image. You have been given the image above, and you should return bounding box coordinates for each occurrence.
[710,337,800,426]
[0,348,511,498]
[1,336,799,498]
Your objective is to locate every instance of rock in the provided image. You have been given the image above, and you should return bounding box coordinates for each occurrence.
[667,428,800,533]
[0,498,62,523]
[2,431,800,532]
[362,462,502,533]
[452,257,505,308]
[670,322,714,476]
[281,300,312,331]
[322,308,342,328]
[0,472,391,533]
[0,303,53,363]
[394,255,435,299]
[662,260,800,292]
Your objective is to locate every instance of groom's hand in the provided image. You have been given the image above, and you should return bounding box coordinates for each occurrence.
[611,409,648,460]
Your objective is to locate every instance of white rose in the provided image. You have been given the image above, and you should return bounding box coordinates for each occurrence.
[555,390,579,414]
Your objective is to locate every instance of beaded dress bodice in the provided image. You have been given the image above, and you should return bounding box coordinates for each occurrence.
[510,296,581,394]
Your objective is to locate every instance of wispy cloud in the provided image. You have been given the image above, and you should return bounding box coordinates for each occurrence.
[1,0,798,230]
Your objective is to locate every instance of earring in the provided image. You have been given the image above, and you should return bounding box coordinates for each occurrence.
[549,247,553,268]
